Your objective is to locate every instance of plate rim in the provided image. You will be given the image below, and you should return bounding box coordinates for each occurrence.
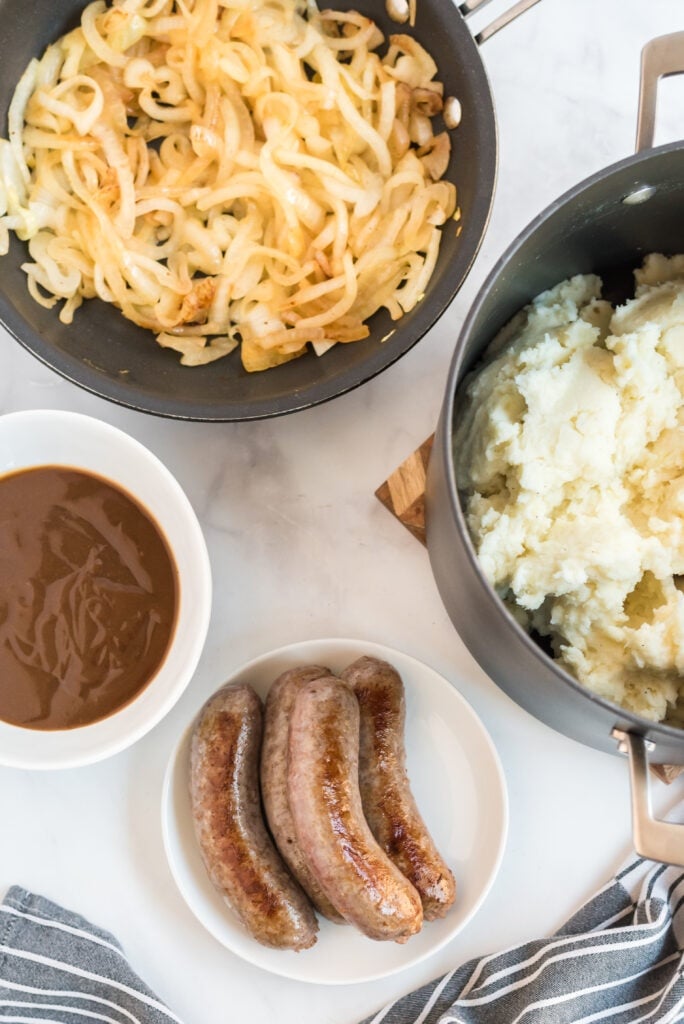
[160,637,509,984]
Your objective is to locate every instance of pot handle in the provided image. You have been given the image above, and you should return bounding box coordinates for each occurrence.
[636,31,684,152]
[459,0,541,45]
[612,729,684,865]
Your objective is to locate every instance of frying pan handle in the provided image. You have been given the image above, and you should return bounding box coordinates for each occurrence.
[636,31,684,152]
[612,729,684,866]
[459,0,542,45]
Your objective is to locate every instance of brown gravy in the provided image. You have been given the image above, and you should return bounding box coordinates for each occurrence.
[0,466,178,730]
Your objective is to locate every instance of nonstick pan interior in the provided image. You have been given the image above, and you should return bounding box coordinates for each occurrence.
[0,0,497,420]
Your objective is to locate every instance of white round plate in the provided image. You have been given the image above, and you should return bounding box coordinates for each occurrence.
[161,638,508,984]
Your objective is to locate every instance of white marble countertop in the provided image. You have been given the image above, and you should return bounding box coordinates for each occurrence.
[2,0,684,1020]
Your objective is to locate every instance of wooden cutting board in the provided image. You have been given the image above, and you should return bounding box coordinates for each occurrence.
[375,435,433,546]
[375,435,681,783]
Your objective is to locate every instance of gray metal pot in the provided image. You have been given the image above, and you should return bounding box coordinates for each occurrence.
[426,32,684,865]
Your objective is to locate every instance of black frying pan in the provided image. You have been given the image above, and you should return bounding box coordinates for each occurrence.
[0,0,538,420]
[426,32,684,864]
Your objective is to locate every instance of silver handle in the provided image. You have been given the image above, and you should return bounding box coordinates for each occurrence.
[636,31,684,152]
[613,729,684,865]
[459,0,496,13]
[459,0,542,45]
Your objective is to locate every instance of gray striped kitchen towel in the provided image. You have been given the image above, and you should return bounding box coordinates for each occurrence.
[0,885,181,1022]
[4,857,684,1024]
[362,857,684,1024]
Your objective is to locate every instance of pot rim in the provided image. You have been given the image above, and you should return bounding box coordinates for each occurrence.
[439,137,684,747]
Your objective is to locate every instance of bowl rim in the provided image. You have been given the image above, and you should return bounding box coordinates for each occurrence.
[0,409,213,769]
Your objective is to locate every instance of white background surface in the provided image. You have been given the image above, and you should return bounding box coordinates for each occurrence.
[1,0,684,1020]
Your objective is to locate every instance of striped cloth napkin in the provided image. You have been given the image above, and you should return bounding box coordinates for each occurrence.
[0,886,180,1023]
[2,856,684,1023]
[362,857,684,1024]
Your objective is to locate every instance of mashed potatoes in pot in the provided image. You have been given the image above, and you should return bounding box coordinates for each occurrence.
[454,254,684,724]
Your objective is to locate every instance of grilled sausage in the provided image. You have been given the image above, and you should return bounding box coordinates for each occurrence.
[288,675,423,942]
[261,666,346,923]
[342,656,456,921]
[190,681,318,951]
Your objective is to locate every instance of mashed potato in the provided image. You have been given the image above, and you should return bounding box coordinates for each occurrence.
[454,254,684,723]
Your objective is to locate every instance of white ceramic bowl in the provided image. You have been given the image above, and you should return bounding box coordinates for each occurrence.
[0,409,212,769]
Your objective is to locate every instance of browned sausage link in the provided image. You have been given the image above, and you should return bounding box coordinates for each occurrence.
[341,656,456,921]
[190,681,318,950]
[261,666,346,924]
[288,676,423,943]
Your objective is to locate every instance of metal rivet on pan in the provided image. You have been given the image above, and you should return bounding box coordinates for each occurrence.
[444,97,462,130]
[386,0,409,21]
[612,728,655,754]
[622,184,657,205]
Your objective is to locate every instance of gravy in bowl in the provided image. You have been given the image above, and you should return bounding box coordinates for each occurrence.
[0,466,178,730]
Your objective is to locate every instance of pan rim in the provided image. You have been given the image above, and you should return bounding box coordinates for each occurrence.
[0,0,499,421]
